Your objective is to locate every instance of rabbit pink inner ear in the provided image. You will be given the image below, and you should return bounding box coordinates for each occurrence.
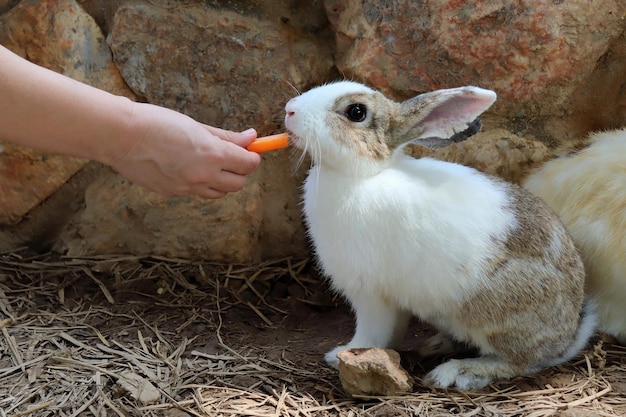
[398,87,497,146]
[419,88,496,138]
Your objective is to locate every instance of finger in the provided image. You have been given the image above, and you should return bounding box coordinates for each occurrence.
[205,169,250,194]
[114,166,184,197]
[204,125,257,147]
[161,180,227,199]
[149,180,190,197]
[193,188,228,199]
[220,142,262,175]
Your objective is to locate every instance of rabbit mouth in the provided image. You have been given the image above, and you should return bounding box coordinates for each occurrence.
[289,134,302,146]
[286,131,306,150]
[284,116,299,145]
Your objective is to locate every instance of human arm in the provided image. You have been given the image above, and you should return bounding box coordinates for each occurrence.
[0,44,261,198]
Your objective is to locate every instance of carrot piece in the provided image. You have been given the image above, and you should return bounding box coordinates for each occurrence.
[246,132,290,153]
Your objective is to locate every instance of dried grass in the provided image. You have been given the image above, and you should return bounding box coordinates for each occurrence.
[1,251,625,416]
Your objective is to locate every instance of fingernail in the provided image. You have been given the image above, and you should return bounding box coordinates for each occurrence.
[241,128,256,136]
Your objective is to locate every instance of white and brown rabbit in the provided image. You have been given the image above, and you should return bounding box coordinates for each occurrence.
[284,81,596,390]
[524,129,626,345]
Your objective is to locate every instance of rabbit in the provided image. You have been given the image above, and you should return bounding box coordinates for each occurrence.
[524,129,626,345]
[284,81,597,390]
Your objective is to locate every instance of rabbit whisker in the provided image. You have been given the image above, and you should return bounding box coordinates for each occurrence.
[312,136,323,209]
[278,77,301,97]
[291,140,308,174]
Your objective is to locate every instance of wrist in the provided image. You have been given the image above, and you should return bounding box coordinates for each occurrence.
[96,96,141,167]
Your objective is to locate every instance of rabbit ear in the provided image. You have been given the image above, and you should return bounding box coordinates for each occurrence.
[390,87,496,149]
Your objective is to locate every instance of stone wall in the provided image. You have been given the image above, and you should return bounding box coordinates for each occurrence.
[1,0,625,262]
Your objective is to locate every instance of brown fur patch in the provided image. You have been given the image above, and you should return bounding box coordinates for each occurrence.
[388,96,434,149]
[503,185,559,257]
[456,180,585,368]
[326,92,395,160]
[504,184,584,296]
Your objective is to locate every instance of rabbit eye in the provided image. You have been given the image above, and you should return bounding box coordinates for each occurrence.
[345,103,367,122]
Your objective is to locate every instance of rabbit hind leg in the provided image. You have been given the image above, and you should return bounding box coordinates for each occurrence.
[423,356,527,390]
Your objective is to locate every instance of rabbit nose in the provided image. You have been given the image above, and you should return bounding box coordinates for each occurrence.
[285,100,297,115]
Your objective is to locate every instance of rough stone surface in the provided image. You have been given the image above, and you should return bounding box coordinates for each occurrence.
[0,144,86,226]
[107,3,334,133]
[0,163,108,254]
[567,31,626,134]
[407,128,551,185]
[57,169,264,262]
[337,348,414,397]
[256,150,310,260]
[78,0,331,37]
[0,0,135,225]
[324,0,625,117]
[0,0,17,14]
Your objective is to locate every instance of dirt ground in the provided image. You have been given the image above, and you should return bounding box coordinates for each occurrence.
[1,252,626,417]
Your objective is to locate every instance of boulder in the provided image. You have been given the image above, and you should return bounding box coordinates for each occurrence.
[77,0,331,36]
[567,31,626,133]
[0,0,17,14]
[407,128,552,184]
[57,168,264,262]
[107,3,334,134]
[324,0,625,117]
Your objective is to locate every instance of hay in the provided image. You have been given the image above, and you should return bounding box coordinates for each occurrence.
[1,251,625,416]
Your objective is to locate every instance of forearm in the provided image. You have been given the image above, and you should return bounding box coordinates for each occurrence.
[0,45,135,165]
[0,45,262,198]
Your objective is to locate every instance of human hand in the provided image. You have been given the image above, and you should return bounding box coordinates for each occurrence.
[107,102,262,198]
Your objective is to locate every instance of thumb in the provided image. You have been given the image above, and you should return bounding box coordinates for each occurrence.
[204,125,257,147]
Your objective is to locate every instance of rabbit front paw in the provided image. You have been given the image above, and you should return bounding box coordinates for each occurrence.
[325,345,348,369]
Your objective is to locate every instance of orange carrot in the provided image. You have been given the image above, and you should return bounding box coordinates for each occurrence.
[246,132,290,153]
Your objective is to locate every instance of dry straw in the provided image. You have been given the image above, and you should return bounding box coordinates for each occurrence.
[1,251,625,416]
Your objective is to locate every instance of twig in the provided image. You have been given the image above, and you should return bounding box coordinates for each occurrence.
[11,401,52,417]
[82,267,115,304]
[565,386,612,409]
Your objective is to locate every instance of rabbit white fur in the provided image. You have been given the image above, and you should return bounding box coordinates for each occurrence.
[524,129,626,344]
[285,81,596,390]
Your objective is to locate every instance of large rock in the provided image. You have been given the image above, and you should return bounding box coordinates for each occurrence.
[77,0,331,37]
[0,0,135,225]
[407,128,552,185]
[567,31,626,133]
[107,3,334,133]
[57,168,264,262]
[324,0,625,117]
[0,0,18,14]
[255,150,310,261]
